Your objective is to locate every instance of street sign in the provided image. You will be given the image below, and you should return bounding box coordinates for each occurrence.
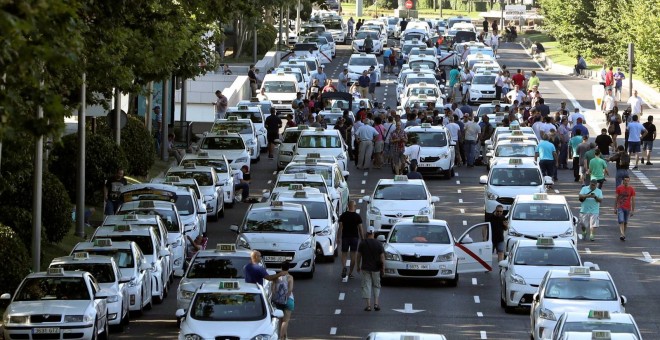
[405,0,413,9]
[504,5,526,20]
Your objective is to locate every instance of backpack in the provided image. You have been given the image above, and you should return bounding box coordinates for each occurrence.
[619,152,630,168]
[273,276,288,305]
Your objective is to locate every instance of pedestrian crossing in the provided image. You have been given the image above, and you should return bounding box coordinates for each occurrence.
[630,167,657,190]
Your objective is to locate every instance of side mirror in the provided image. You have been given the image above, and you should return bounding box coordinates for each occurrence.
[479,175,488,185]
[486,152,493,157]
[543,176,554,185]
[229,225,239,233]
[583,261,599,270]
[175,309,186,318]
[620,295,627,306]
[487,145,494,150]
[262,192,272,199]
[431,196,440,203]
[362,195,371,202]
[376,235,386,242]
[331,192,340,200]
[0,293,11,300]
[572,216,579,225]
[343,63,348,67]
[272,309,285,319]
[95,290,111,300]
[498,260,508,269]
[313,226,323,234]
[159,249,170,258]
[198,201,207,214]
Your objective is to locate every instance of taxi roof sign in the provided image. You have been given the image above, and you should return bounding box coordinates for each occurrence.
[138,201,156,209]
[271,201,284,210]
[123,214,139,221]
[421,123,432,128]
[305,158,318,165]
[114,224,132,232]
[511,130,524,135]
[394,175,408,181]
[47,267,65,276]
[509,138,524,142]
[198,152,209,157]
[294,173,307,179]
[219,281,240,290]
[227,116,239,121]
[237,105,250,110]
[307,153,321,158]
[289,184,304,191]
[569,266,591,276]
[293,191,308,198]
[165,176,181,183]
[533,193,549,200]
[588,310,611,320]
[297,125,309,130]
[215,244,236,252]
[536,237,554,247]
[591,330,611,339]
[418,82,428,86]
[508,158,523,165]
[73,252,90,260]
[509,125,521,131]
[94,239,113,247]
[216,130,229,135]
[412,215,430,223]
[183,163,197,169]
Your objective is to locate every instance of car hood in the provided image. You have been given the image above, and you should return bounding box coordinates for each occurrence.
[348,65,375,74]
[372,200,429,214]
[509,221,573,237]
[513,265,574,285]
[243,233,311,250]
[386,243,453,256]
[543,299,623,315]
[6,300,91,316]
[203,150,246,161]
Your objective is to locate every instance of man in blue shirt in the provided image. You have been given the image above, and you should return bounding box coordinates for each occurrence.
[535,134,557,179]
[313,66,327,86]
[571,117,589,139]
[578,179,603,241]
[358,70,370,99]
[244,250,287,285]
[448,65,460,103]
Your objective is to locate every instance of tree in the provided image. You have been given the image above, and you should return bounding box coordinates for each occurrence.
[0,224,31,296]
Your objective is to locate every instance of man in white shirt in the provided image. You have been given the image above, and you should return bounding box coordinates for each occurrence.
[460,67,474,104]
[403,137,422,168]
[602,88,615,112]
[355,119,378,170]
[567,108,585,128]
[506,85,525,104]
[445,116,462,166]
[463,115,481,167]
[451,103,464,120]
[234,165,251,202]
[626,90,645,116]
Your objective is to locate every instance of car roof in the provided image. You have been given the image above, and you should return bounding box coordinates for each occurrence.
[491,158,540,168]
[276,173,326,183]
[404,125,448,132]
[119,200,177,210]
[27,270,88,279]
[248,201,306,212]
[547,268,612,280]
[51,254,117,266]
[514,194,568,204]
[299,129,342,136]
[377,177,426,185]
[168,165,216,173]
[514,239,577,249]
[73,241,136,252]
[196,281,263,294]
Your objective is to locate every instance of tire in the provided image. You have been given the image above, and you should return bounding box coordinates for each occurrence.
[500,292,507,308]
[218,202,224,218]
[443,169,451,179]
[153,280,164,304]
[450,167,455,177]
[120,306,129,330]
[315,245,325,263]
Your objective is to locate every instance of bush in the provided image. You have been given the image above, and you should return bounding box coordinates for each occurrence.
[0,224,31,295]
[0,206,34,249]
[50,133,128,205]
[96,115,156,176]
[245,25,277,55]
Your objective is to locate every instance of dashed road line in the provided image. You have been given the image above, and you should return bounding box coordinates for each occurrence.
[338,293,345,300]
[363,171,368,176]
[473,296,480,303]
[356,209,360,214]
[630,169,658,190]
[585,248,591,254]
[457,189,462,193]
[360,189,365,194]
[472,278,477,285]
[334,309,341,315]
[358,199,363,204]
[267,180,272,184]
[330,327,337,335]
[463,220,467,225]
[477,312,483,317]
[480,331,487,339]
[272,171,277,175]
[456,180,461,185]
[460,208,465,214]
[362,180,366,185]
[262,189,268,193]
[554,189,560,194]
[459,198,463,203]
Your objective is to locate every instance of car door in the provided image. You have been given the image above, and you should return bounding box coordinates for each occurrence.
[455,222,493,273]
[333,168,348,212]
[136,247,153,299]
[88,276,106,327]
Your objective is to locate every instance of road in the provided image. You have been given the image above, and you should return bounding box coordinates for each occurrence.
[114,39,660,339]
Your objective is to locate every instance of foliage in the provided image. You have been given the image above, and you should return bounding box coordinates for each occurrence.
[0,224,31,296]
[49,133,128,205]
[96,115,156,176]
[0,206,34,249]
[245,25,278,56]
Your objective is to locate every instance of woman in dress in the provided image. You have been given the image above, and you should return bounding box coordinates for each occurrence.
[608,106,622,149]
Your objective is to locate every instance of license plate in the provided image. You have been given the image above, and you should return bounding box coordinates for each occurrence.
[389,218,399,224]
[419,163,435,167]
[482,94,495,98]
[264,256,286,262]
[33,328,59,334]
[406,264,430,270]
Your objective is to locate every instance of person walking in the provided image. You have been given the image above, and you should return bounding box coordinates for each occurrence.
[626,114,647,169]
[487,205,508,262]
[368,66,378,101]
[271,261,294,339]
[626,90,645,117]
[389,121,407,174]
[404,136,422,171]
[587,149,609,189]
[641,115,656,165]
[245,251,288,284]
[358,70,370,99]
[103,168,128,216]
[373,117,386,168]
[615,176,636,241]
[265,107,282,159]
[338,200,364,279]
[594,128,613,157]
[356,118,378,170]
[608,145,630,187]
[558,117,571,169]
[463,115,481,167]
[214,90,228,120]
[338,68,349,92]
[534,134,557,180]
[248,64,258,97]
[613,68,625,101]
[578,179,603,242]
[347,17,355,38]
[607,109,622,149]
[356,226,384,312]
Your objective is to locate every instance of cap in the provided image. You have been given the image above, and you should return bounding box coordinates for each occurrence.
[367,226,375,234]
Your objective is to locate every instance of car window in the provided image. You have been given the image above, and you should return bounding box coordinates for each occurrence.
[489,168,541,186]
[349,57,377,67]
[15,277,90,301]
[390,224,450,244]
[511,203,570,221]
[96,235,154,255]
[407,131,448,147]
[76,249,135,269]
[473,75,496,85]
[495,145,536,157]
[190,293,266,321]
[561,322,638,336]
[285,200,328,219]
[212,122,252,135]
[187,257,249,279]
[373,184,427,200]
[51,263,116,283]
[244,210,309,233]
[544,278,617,301]
[263,81,297,93]
[276,181,327,193]
[200,137,246,151]
[168,171,214,187]
[297,135,342,148]
[283,165,332,185]
[513,247,580,266]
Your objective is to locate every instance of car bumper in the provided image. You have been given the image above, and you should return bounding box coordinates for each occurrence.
[534,318,557,340]
[107,300,123,325]
[417,159,452,174]
[317,236,336,256]
[3,324,95,339]
[505,282,538,307]
[259,248,315,273]
[469,93,498,102]
[383,260,456,279]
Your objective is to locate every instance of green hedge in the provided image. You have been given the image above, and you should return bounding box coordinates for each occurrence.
[0,224,31,296]
[0,206,35,249]
[245,25,278,55]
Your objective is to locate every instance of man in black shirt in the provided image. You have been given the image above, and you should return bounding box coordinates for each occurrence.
[487,205,508,261]
[265,107,282,159]
[407,163,423,179]
[642,115,656,165]
[248,64,258,97]
[357,226,385,311]
[338,200,363,279]
[103,168,128,216]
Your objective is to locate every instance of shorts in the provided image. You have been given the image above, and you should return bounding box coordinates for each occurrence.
[267,132,279,144]
[368,83,376,94]
[341,237,359,252]
[643,140,653,151]
[628,141,641,153]
[494,241,504,253]
[359,86,368,98]
[383,57,391,67]
[580,213,599,229]
[374,140,384,153]
[274,296,294,311]
[617,208,630,224]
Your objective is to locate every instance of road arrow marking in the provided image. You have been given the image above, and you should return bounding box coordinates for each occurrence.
[635,251,657,263]
[393,303,424,314]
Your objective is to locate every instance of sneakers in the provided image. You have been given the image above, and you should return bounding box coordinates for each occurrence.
[581,225,587,239]
[620,236,626,241]
[647,162,653,165]
[632,166,639,170]
[641,157,644,163]
[341,267,347,279]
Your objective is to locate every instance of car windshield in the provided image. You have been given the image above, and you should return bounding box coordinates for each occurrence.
[389,224,450,244]
[404,33,425,41]
[284,200,328,219]
[320,113,343,124]
[263,81,297,93]
[190,292,265,321]
[562,321,638,336]
[407,87,438,97]
[174,195,195,216]
[544,278,617,301]
[374,184,427,200]
[473,75,496,85]
[282,131,302,143]
[323,20,342,30]
[402,44,424,55]
[168,171,214,187]
[513,247,580,266]
[409,60,436,70]
[489,168,541,186]
[495,145,536,157]
[355,31,375,40]
[284,71,303,82]
[187,257,249,279]
[349,57,377,67]
[96,235,154,255]
[75,249,135,269]
[116,208,180,233]
[297,135,342,148]
[276,181,327,194]
[410,49,435,57]
[282,64,308,77]
[14,277,90,301]
[511,203,571,221]
[405,77,435,87]
[201,136,246,151]
[51,263,116,283]
[226,111,263,123]
[284,165,332,185]
[407,132,448,147]
[212,122,252,135]
[182,158,229,173]
[388,18,399,25]
[244,210,309,233]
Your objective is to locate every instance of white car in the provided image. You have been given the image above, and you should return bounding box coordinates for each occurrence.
[401,94,443,112]
[530,267,627,340]
[49,253,130,329]
[385,17,401,38]
[547,311,642,340]
[273,67,309,98]
[276,125,308,170]
[399,82,443,107]
[400,29,429,47]
[212,116,261,161]
[198,131,251,171]
[260,72,299,117]
[408,54,439,71]
[270,173,338,213]
[225,104,268,153]
[479,158,552,220]
[381,216,492,286]
[468,72,498,104]
[1,268,109,340]
[499,238,592,313]
[363,176,440,234]
[285,155,350,214]
[72,240,153,314]
[362,20,388,47]
[367,332,447,340]
[321,16,347,44]
[167,163,224,220]
[352,30,383,55]
[400,40,428,61]
[301,35,334,60]
[176,281,283,340]
[231,201,321,277]
[404,124,455,178]
[294,128,349,172]
[506,194,578,252]
[345,53,382,85]
[279,60,313,87]
[485,138,538,170]
[179,153,236,207]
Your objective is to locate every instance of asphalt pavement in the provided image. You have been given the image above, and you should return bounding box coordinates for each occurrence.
[113,40,660,340]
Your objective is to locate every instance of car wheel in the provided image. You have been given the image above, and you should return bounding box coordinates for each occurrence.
[218,201,224,218]
[376,82,381,87]
[443,168,451,179]
[450,167,455,177]
[447,272,459,287]
[226,199,234,209]
[501,290,507,308]
[255,153,261,163]
[121,305,129,329]
[154,281,164,304]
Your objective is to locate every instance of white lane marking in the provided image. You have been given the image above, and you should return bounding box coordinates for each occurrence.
[585,248,591,254]
[456,180,461,185]
[455,172,459,176]
[463,220,467,226]
[335,309,341,315]
[460,209,465,214]
[472,278,477,285]
[339,293,345,300]
[356,209,361,214]
[345,259,351,266]
[362,180,366,185]
[360,189,365,194]
[262,189,268,193]
[272,171,277,175]
[474,296,480,303]
[330,327,337,335]
[518,42,545,70]
[643,252,653,260]
[554,189,560,194]
[267,180,272,184]
[364,171,368,176]
[457,189,462,194]
[630,169,658,190]
[358,199,363,204]
[480,331,487,339]
[459,198,463,203]
[477,312,484,317]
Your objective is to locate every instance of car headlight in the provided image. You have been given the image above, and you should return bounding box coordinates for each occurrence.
[8,315,29,324]
[539,308,556,321]
[238,236,251,249]
[440,152,449,159]
[508,228,523,237]
[280,151,294,156]
[251,335,273,340]
[418,207,431,215]
[64,314,92,323]
[246,139,256,146]
[559,227,574,238]
[184,334,203,340]
[485,191,498,200]
[151,262,158,272]
[336,153,346,160]
[369,206,381,215]
[470,88,480,93]
[436,252,454,262]
[235,157,249,164]
[204,195,214,202]
[299,237,313,250]
[510,273,526,285]
[385,252,401,261]
[180,289,195,300]
[106,295,119,303]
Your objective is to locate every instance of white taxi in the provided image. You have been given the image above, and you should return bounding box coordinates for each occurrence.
[151,176,210,232]
[72,239,153,314]
[530,267,627,340]
[363,176,440,234]
[180,152,236,207]
[506,194,578,252]
[352,30,383,55]
[408,54,440,72]
[294,128,349,172]
[468,72,498,105]
[345,53,382,85]
[485,137,538,170]
[499,238,594,313]
[167,163,224,220]
[405,123,455,178]
[230,201,321,278]
[399,82,443,107]
[479,158,552,220]
[547,311,642,340]
[555,331,638,340]
[273,66,309,97]
[212,115,261,161]
[176,281,283,340]
[381,216,492,286]
[225,104,268,152]
[93,223,171,304]
[367,332,447,340]
[284,155,349,214]
[261,72,299,117]
[1,268,109,340]
[198,131,251,171]
[276,125,309,170]
[270,173,339,214]
[49,253,130,329]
